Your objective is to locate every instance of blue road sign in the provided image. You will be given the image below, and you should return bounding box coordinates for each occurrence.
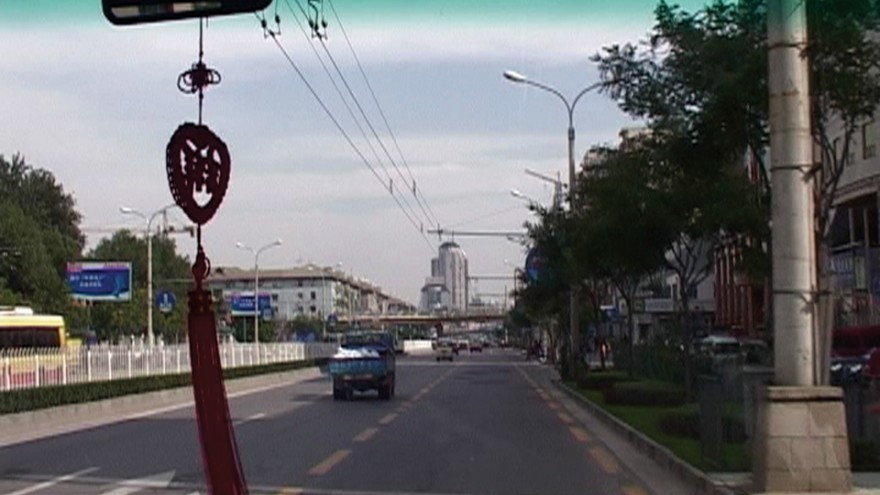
[156,291,177,314]
[327,313,338,326]
[524,248,546,283]
[66,262,132,301]
[228,293,272,316]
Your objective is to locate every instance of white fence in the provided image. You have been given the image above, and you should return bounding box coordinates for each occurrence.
[0,342,338,392]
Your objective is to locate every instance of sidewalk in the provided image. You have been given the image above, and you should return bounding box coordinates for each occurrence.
[532,362,880,495]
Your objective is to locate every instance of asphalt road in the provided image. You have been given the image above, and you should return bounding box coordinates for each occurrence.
[0,351,670,495]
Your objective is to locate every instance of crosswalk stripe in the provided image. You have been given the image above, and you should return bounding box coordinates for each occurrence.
[5,467,98,495]
[98,470,175,495]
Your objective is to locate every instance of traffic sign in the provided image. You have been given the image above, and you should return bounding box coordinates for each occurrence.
[156,291,177,314]
[327,313,338,326]
[525,248,547,283]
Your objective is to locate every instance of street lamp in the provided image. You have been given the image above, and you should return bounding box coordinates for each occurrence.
[235,239,282,344]
[503,69,606,370]
[510,189,541,208]
[120,203,176,347]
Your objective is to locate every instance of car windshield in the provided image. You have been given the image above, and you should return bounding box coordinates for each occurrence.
[0,1,872,494]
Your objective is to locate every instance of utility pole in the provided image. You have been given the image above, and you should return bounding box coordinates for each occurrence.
[754,1,851,491]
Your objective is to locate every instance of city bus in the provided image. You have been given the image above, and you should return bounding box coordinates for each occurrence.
[0,306,69,388]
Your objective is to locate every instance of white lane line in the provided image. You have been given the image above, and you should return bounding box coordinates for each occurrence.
[5,467,98,495]
[98,470,175,495]
[233,412,267,426]
[123,379,312,422]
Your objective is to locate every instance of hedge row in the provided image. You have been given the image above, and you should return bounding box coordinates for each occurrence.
[603,380,687,407]
[657,404,746,442]
[0,359,328,415]
[576,370,631,391]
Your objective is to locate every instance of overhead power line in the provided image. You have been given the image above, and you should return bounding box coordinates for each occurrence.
[284,0,427,233]
[325,0,442,229]
[258,14,435,251]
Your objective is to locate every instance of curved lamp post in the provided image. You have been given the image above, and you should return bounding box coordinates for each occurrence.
[120,203,176,347]
[503,69,606,370]
[235,239,282,344]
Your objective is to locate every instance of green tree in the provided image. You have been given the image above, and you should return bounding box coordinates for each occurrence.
[0,154,84,317]
[593,0,880,383]
[85,230,191,343]
[572,146,674,378]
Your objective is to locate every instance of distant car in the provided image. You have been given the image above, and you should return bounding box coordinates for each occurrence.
[436,340,455,362]
[469,341,483,353]
[455,340,469,352]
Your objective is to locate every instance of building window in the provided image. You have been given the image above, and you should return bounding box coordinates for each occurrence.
[271,294,279,301]
[864,120,877,159]
[298,292,303,300]
[310,291,316,300]
[310,305,317,313]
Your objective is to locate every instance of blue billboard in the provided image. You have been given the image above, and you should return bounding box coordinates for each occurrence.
[67,262,132,301]
[228,293,272,316]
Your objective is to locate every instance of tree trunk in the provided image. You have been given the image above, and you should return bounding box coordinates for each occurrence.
[680,289,694,399]
[815,240,834,386]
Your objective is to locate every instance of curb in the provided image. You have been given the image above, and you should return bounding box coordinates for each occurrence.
[554,380,745,495]
[0,366,325,433]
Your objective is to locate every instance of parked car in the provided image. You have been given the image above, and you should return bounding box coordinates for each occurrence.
[469,341,483,353]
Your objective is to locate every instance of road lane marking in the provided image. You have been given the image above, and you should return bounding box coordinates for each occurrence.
[353,427,380,442]
[308,449,351,476]
[98,470,176,495]
[557,412,575,424]
[233,412,266,426]
[274,487,302,494]
[621,486,650,495]
[569,426,591,443]
[378,413,398,425]
[589,446,620,474]
[547,401,561,411]
[5,467,99,495]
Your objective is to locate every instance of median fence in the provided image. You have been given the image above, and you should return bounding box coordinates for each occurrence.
[0,342,338,392]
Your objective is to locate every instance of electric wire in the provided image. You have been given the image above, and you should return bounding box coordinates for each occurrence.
[325,0,442,230]
[260,17,435,250]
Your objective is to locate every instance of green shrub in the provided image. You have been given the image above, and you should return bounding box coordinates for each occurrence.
[604,380,687,407]
[658,403,746,443]
[577,370,631,391]
[659,404,702,438]
[0,359,325,415]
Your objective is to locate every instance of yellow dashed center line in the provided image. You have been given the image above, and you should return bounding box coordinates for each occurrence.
[557,412,575,425]
[352,427,379,443]
[621,486,650,495]
[569,426,591,443]
[308,449,351,476]
[589,446,620,474]
[274,487,303,495]
[378,413,398,425]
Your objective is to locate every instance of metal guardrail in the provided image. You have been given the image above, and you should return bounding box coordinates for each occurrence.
[0,342,338,392]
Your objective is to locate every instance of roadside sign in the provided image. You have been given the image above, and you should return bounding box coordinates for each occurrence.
[66,262,132,301]
[261,306,273,322]
[524,248,547,283]
[227,292,272,316]
[156,291,177,314]
[327,313,338,326]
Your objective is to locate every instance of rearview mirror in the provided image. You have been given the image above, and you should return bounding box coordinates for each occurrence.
[102,0,273,25]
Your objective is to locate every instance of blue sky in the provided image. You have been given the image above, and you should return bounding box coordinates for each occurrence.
[0,0,706,303]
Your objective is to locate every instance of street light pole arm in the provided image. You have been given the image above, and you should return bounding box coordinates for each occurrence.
[520,79,572,118]
[570,80,607,118]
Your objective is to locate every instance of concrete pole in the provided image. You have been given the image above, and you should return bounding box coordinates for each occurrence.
[768,0,816,386]
[146,227,154,347]
[567,121,580,370]
[253,257,260,344]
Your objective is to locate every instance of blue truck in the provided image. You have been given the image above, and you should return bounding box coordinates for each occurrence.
[329,332,396,400]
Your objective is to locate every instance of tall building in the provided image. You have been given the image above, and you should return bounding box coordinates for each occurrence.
[420,241,469,312]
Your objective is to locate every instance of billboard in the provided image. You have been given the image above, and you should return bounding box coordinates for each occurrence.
[227,292,272,316]
[67,262,133,301]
